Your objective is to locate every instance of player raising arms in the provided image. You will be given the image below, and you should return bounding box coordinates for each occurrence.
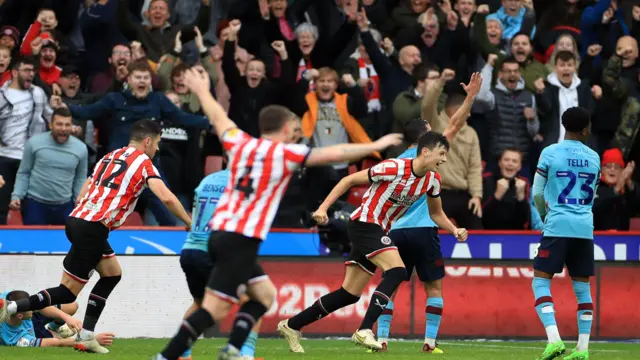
[0,119,192,354]
[278,131,468,353]
[154,66,402,360]
[374,72,482,354]
[531,107,601,360]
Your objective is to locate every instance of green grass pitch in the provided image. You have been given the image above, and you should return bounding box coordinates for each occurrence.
[0,338,638,359]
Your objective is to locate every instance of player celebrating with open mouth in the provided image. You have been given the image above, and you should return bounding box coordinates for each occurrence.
[278,130,468,352]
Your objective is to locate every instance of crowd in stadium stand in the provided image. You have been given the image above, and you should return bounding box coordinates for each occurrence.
[0,0,638,234]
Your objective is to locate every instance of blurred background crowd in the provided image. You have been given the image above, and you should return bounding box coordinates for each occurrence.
[0,0,638,252]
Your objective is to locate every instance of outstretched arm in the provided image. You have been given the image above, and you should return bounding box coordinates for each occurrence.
[427,195,460,235]
[305,133,402,167]
[312,170,370,224]
[183,67,237,139]
[148,178,191,228]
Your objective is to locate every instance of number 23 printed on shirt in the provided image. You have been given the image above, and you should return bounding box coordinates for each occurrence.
[556,170,596,205]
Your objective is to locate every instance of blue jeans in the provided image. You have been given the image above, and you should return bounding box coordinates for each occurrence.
[22,197,75,225]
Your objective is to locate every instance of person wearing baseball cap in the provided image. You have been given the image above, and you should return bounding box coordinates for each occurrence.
[593,148,639,230]
[0,26,19,52]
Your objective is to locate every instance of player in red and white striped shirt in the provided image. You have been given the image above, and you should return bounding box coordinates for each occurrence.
[156,66,403,360]
[279,132,468,352]
[0,120,192,354]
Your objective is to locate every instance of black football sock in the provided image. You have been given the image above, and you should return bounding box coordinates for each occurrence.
[359,267,407,330]
[288,287,360,331]
[228,300,267,350]
[83,276,121,332]
[13,285,77,313]
[160,308,215,360]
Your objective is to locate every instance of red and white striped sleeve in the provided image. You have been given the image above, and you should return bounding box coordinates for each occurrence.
[368,159,400,183]
[283,143,311,171]
[141,158,161,186]
[427,172,442,197]
[221,128,252,152]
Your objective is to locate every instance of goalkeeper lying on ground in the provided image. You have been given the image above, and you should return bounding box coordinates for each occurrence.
[0,290,114,347]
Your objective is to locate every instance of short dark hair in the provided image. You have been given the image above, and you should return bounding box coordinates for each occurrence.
[52,107,72,122]
[561,107,590,133]
[417,131,449,154]
[500,147,522,160]
[445,93,466,110]
[411,62,439,87]
[171,63,190,79]
[128,59,152,75]
[500,55,519,70]
[6,290,29,302]
[555,50,576,63]
[259,105,296,134]
[512,32,531,44]
[11,56,35,70]
[130,119,162,142]
[404,118,430,144]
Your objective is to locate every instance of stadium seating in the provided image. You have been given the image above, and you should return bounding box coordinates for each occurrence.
[7,210,22,226]
[122,211,144,227]
[347,185,369,207]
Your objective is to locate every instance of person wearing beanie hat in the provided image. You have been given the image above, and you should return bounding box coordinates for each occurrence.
[593,148,639,230]
[0,26,19,51]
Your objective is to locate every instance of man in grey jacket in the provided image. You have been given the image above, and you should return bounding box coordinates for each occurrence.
[0,57,52,224]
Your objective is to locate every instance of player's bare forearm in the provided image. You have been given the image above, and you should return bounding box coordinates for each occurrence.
[192,88,236,139]
[427,196,457,233]
[307,143,381,167]
[148,178,192,227]
[318,170,369,211]
[40,337,76,347]
[76,178,91,203]
[430,211,458,234]
[164,194,192,227]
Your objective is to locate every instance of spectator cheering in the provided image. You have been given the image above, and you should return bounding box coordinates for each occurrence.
[10,108,87,225]
[482,148,531,229]
[0,57,52,225]
[593,149,639,230]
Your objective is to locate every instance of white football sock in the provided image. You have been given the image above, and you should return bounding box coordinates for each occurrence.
[545,325,561,344]
[576,334,589,351]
